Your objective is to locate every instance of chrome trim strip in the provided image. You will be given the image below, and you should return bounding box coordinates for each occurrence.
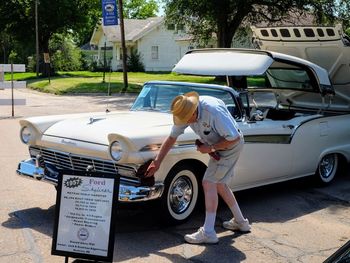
[140,140,195,151]
[44,134,108,147]
[243,134,291,144]
[16,158,164,202]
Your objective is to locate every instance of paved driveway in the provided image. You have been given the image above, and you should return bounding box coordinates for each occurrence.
[0,88,349,263]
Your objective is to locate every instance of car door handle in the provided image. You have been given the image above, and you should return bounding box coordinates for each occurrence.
[283,124,294,129]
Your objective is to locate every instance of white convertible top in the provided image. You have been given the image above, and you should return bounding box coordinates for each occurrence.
[173,50,273,76]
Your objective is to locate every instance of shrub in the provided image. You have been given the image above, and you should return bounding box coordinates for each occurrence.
[127,50,145,72]
[346,28,350,36]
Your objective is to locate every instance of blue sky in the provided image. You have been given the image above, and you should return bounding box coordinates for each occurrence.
[156,1,164,16]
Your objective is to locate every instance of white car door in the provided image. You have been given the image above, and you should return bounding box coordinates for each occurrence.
[231,119,295,189]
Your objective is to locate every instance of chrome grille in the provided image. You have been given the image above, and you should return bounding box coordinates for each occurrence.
[30,146,118,174]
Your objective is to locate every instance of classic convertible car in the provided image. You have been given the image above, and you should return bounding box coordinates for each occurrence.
[17,48,350,224]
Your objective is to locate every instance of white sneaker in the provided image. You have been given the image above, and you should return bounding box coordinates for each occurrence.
[184,227,219,244]
[223,218,251,232]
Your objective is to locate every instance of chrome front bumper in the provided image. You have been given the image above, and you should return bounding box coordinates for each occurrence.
[17,158,164,202]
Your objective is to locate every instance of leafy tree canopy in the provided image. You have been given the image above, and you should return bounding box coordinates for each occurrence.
[0,0,101,52]
[0,0,159,63]
[163,0,350,48]
[124,0,159,19]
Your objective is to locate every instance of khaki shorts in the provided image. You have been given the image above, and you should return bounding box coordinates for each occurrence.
[203,140,243,184]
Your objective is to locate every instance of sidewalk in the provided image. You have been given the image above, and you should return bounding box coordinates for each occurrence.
[0,88,137,118]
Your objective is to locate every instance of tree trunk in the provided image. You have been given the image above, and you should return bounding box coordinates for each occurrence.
[216,24,240,48]
[216,2,251,48]
[2,46,6,64]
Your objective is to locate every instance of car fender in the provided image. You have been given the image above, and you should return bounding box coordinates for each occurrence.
[155,150,208,182]
[319,144,350,163]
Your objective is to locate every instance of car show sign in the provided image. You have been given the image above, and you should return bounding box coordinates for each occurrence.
[52,170,119,262]
[102,0,118,26]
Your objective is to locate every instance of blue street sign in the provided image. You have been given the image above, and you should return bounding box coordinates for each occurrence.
[102,0,118,26]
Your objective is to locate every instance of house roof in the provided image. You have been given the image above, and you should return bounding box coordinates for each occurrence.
[90,17,164,45]
[89,11,315,47]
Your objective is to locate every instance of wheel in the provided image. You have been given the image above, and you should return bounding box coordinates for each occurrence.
[315,153,338,184]
[159,164,202,225]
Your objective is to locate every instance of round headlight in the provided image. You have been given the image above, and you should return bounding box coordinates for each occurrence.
[20,126,32,144]
[109,141,123,161]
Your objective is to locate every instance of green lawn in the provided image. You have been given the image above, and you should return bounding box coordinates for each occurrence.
[4,71,264,95]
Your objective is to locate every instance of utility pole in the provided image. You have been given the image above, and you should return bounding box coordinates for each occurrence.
[103,40,107,83]
[35,0,39,77]
[117,0,128,93]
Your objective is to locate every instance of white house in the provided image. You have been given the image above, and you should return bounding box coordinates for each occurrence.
[90,17,206,71]
[89,13,316,72]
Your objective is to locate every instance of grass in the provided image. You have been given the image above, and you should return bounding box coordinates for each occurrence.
[4,71,264,95]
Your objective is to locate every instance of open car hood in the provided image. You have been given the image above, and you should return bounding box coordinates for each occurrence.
[250,25,350,112]
[173,49,350,112]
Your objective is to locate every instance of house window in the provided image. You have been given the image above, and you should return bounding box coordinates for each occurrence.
[177,24,184,31]
[167,24,175,30]
[151,46,159,59]
[119,48,123,60]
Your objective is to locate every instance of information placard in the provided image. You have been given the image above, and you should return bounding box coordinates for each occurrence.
[52,170,119,262]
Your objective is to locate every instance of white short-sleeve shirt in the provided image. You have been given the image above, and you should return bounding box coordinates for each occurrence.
[170,96,242,151]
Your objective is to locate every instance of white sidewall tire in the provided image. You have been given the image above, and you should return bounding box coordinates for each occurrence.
[166,169,199,221]
[317,153,338,184]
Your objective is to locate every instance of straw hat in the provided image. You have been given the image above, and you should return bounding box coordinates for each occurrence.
[171,91,199,125]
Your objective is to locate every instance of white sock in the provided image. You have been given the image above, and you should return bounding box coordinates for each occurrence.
[203,212,216,233]
[230,203,245,223]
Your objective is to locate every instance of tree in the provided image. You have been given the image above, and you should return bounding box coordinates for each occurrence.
[49,33,83,71]
[124,0,159,19]
[0,31,12,64]
[127,49,145,72]
[0,0,100,74]
[163,0,349,48]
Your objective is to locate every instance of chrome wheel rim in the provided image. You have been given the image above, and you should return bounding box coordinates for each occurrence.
[319,154,337,180]
[169,176,193,214]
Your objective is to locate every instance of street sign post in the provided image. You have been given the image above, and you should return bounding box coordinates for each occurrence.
[0,64,26,117]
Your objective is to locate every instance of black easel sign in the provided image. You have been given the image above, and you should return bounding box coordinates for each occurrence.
[52,170,119,262]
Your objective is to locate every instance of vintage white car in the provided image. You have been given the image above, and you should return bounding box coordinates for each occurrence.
[17,48,350,224]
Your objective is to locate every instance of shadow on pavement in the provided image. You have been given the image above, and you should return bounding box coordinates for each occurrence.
[232,174,350,225]
[2,173,349,262]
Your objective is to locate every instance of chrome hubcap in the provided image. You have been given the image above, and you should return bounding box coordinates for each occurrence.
[169,176,193,214]
[319,155,335,179]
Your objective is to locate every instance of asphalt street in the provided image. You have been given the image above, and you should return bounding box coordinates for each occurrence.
[0,88,349,263]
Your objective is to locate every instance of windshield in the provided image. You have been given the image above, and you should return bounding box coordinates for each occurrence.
[131,83,237,114]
